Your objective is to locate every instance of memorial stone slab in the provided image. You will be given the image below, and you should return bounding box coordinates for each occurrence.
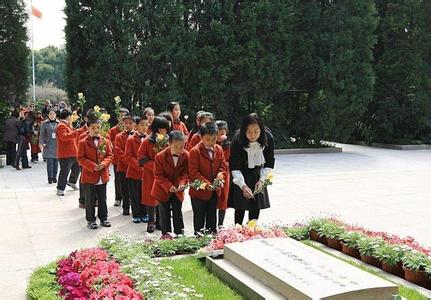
[223,238,398,299]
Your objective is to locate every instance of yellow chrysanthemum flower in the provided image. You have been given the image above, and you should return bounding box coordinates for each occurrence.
[77,92,84,99]
[94,105,100,113]
[156,133,165,142]
[114,96,121,103]
[100,113,111,122]
[247,219,257,230]
[267,172,274,181]
[199,183,207,190]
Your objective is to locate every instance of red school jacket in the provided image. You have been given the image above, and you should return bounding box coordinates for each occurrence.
[114,130,132,173]
[217,140,231,210]
[56,120,78,158]
[75,124,87,144]
[125,132,146,180]
[186,133,201,151]
[172,121,189,135]
[109,125,122,165]
[152,148,189,202]
[77,135,113,184]
[137,136,167,207]
[188,141,227,201]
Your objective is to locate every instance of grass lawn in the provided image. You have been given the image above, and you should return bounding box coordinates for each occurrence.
[26,261,61,300]
[160,256,243,300]
[302,240,428,300]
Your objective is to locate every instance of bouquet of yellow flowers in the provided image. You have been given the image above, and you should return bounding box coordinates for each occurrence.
[92,105,111,136]
[188,177,225,191]
[253,171,274,195]
[153,133,169,153]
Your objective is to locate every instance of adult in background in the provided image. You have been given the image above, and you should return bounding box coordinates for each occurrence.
[41,100,51,118]
[3,109,20,165]
[14,111,36,170]
[229,113,275,225]
[56,109,80,196]
[39,109,59,184]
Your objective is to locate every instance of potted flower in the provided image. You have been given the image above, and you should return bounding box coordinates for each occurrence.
[425,264,431,289]
[318,222,345,251]
[402,250,430,285]
[308,218,326,244]
[284,225,309,241]
[339,231,363,259]
[374,243,404,277]
[357,236,383,268]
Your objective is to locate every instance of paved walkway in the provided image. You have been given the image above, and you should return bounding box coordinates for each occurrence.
[1,143,430,299]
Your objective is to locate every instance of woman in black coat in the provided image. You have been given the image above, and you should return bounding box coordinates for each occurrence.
[229,113,275,225]
[3,109,20,165]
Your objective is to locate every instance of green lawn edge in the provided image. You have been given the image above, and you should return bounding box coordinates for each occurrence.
[26,261,61,300]
[302,240,428,300]
[160,257,243,300]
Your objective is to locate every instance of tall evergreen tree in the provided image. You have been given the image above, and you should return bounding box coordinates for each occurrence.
[365,0,431,143]
[0,0,29,103]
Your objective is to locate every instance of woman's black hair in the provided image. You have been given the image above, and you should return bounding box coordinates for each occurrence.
[150,116,170,135]
[166,102,179,113]
[200,121,218,136]
[238,113,267,147]
[59,109,72,120]
[169,130,185,142]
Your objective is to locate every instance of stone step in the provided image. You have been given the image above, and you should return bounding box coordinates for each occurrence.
[206,257,285,300]
[223,238,398,300]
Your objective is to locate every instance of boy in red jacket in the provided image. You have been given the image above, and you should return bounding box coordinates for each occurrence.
[114,114,135,215]
[125,116,149,223]
[77,117,113,229]
[152,130,189,237]
[109,107,129,207]
[56,109,80,197]
[189,122,227,234]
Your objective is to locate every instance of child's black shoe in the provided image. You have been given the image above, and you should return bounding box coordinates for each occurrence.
[132,217,141,223]
[147,222,156,233]
[87,222,98,229]
[48,178,53,184]
[123,209,130,216]
[100,220,111,227]
[52,178,57,183]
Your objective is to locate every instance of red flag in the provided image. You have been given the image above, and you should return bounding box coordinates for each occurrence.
[32,6,42,19]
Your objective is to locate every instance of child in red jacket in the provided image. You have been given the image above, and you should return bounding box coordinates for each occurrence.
[186,112,214,151]
[167,102,188,135]
[114,114,135,216]
[189,122,227,234]
[125,116,149,223]
[77,117,113,229]
[215,120,231,227]
[152,131,189,237]
[137,116,170,233]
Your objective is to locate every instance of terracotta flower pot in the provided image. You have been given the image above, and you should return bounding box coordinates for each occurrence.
[381,261,404,277]
[309,230,327,244]
[341,242,361,259]
[360,255,381,268]
[403,267,427,285]
[327,238,342,251]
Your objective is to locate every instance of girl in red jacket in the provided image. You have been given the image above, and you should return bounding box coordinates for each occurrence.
[137,116,170,233]
[189,122,227,234]
[167,102,188,135]
[77,117,113,229]
[152,130,189,238]
[125,116,149,223]
[186,112,214,151]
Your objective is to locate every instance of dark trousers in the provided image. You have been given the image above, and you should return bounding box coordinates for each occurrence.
[5,141,16,165]
[113,165,122,201]
[14,136,28,168]
[117,172,130,211]
[82,183,108,222]
[46,158,58,179]
[234,208,260,225]
[158,195,184,235]
[147,206,156,223]
[128,178,146,218]
[191,193,218,234]
[218,209,226,227]
[79,167,85,204]
[57,157,80,191]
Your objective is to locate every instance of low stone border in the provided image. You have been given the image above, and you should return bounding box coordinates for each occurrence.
[275,147,342,155]
[353,141,431,150]
[307,241,431,299]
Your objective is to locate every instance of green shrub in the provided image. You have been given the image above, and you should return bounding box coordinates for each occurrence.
[339,231,364,248]
[374,244,404,267]
[357,237,383,257]
[402,251,430,271]
[284,226,309,241]
[317,222,345,239]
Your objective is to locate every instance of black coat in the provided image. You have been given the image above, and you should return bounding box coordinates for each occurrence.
[3,117,20,142]
[228,130,275,210]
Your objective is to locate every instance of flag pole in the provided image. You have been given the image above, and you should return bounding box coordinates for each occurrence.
[31,0,36,102]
